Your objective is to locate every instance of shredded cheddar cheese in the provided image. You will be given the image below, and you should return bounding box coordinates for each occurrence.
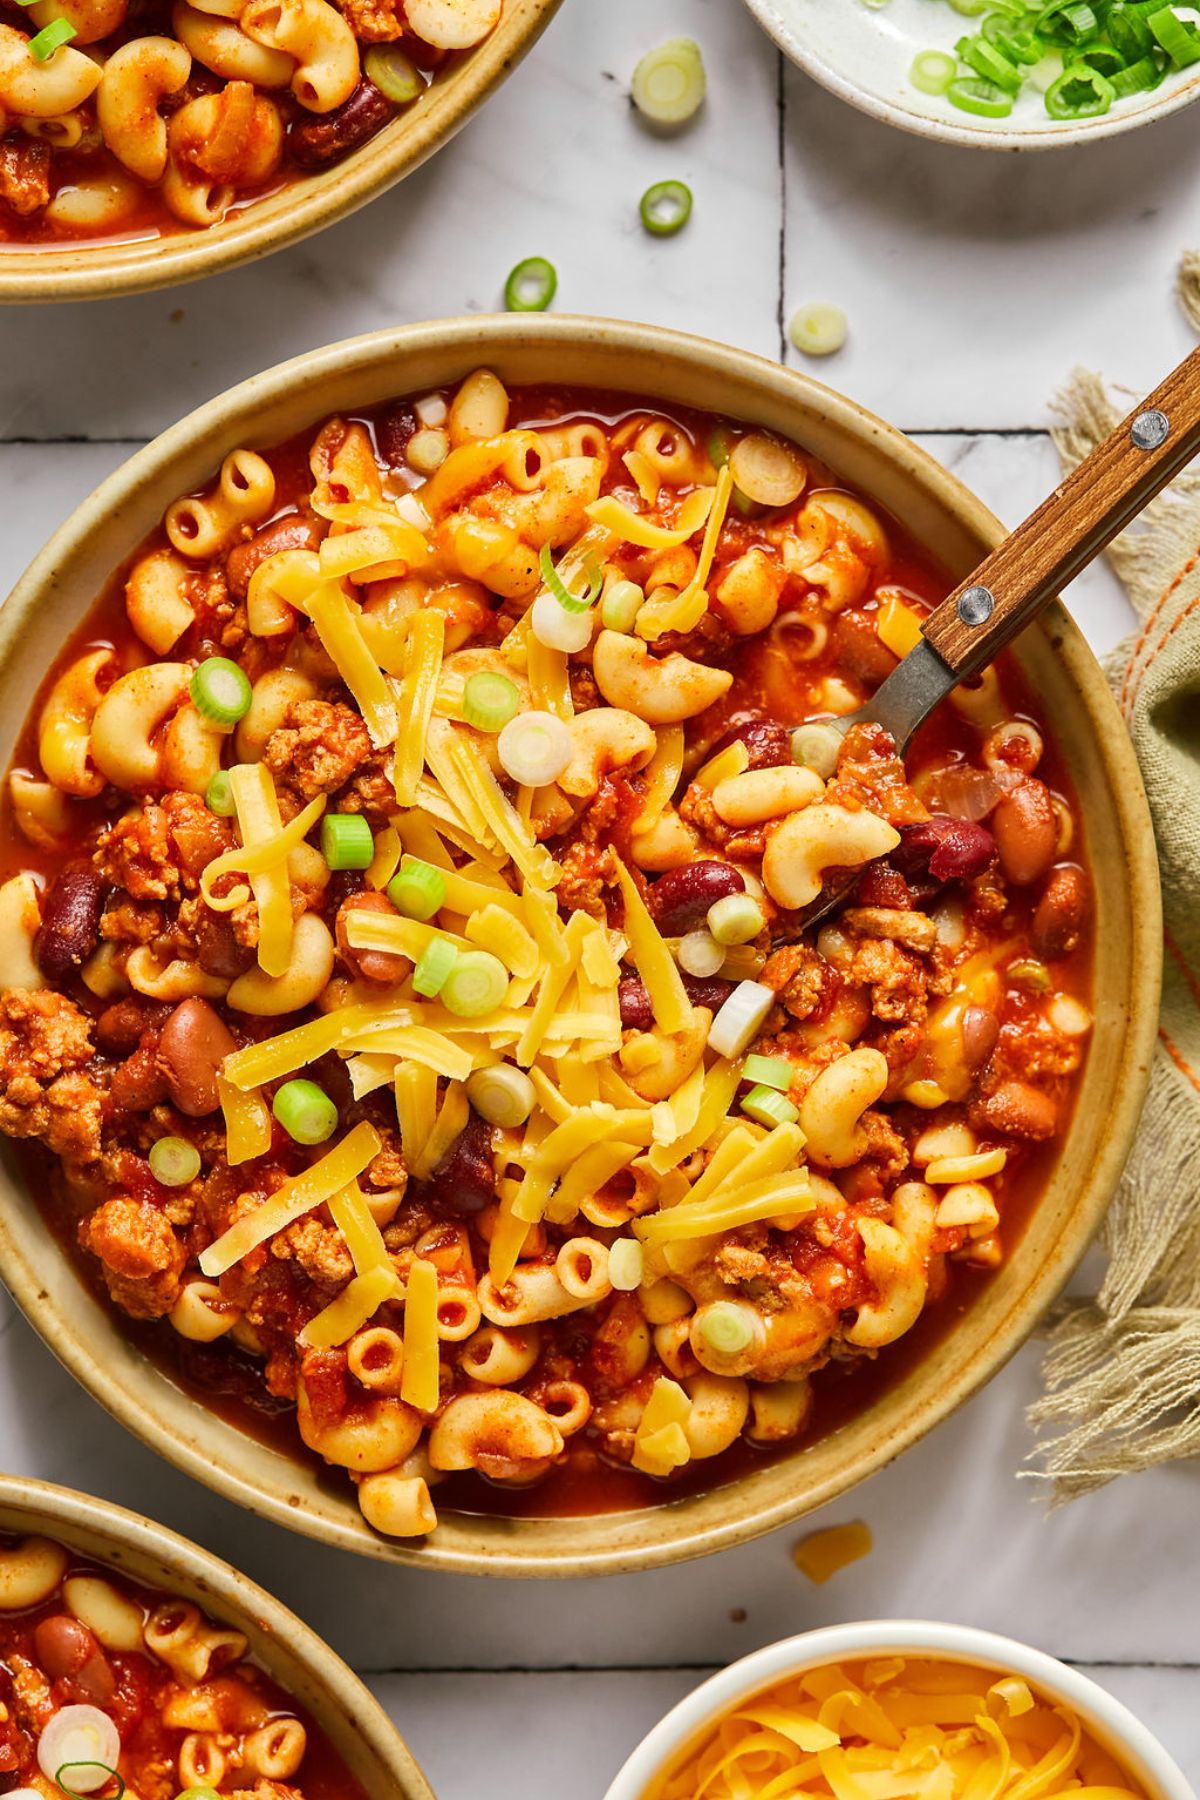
[200,792,326,918]
[299,1265,398,1350]
[632,1377,692,1477]
[199,1123,381,1277]
[224,764,306,977]
[792,1520,874,1584]
[586,485,714,549]
[217,1075,272,1167]
[637,464,734,640]
[611,853,694,1036]
[328,1182,396,1281]
[401,1258,441,1412]
[394,610,446,806]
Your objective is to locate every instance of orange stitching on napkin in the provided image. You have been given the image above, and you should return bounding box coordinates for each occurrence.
[1159,1028,1200,1096]
[1126,587,1200,717]
[1120,547,1200,715]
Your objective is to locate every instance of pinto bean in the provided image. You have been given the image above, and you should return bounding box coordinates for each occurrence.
[336,891,411,985]
[225,511,322,598]
[649,861,746,936]
[433,1113,495,1213]
[710,716,792,770]
[961,1005,999,1073]
[1032,865,1089,960]
[896,816,995,885]
[34,861,106,984]
[111,1043,171,1113]
[156,997,237,1117]
[991,780,1057,886]
[288,79,396,169]
[96,996,172,1056]
[973,1080,1058,1141]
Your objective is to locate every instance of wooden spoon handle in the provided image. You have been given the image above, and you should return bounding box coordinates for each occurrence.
[922,345,1200,678]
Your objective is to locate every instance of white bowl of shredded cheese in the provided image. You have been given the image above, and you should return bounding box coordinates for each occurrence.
[604,1620,1194,1800]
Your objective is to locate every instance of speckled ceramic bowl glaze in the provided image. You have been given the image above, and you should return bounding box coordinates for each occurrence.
[0,1473,434,1795]
[0,316,1161,1575]
[743,0,1200,150]
[604,1621,1193,1800]
[0,0,560,305]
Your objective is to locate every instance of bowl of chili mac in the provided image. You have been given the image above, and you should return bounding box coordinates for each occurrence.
[0,1472,433,1797]
[603,1621,1193,1800]
[0,316,1160,1575]
[0,0,559,303]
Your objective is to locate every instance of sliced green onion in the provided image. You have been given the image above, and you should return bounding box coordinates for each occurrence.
[678,929,725,978]
[981,14,1044,64]
[1109,52,1163,93]
[175,1790,222,1800]
[631,35,706,124]
[743,1053,793,1092]
[463,670,520,732]
[640,179,693,236]
[601,578,644,632]
[1148,4,1200,65]
[28,16,75,55]
[387,857,446,921]
[788,302,847,357]
[466,1064,536,1128]
[707,979,774,1059]
[539,542,603,614]
[320,812,374,872]
[149,1136,201,1187]
[497,709,573,786]
[189,657,252,729]
[1044,59,1115,114]
[699,1301,755,1357]
[504,256,557,312]
[741,1084,800,1129]
[958,32,1024,89]
[272,1078,338,1146]
[442,950,508,1018]
[530,589,593,653]
[791,720,844,778]
[204,769,235,817]
[608,1238,645,1292]
[910,48,959,92]
[363,42,422,102]
[946,76,1015,115]
[707,426,732,470]
[1035,0,1097,43]
[707,893,765,946]
[413,937,458,998]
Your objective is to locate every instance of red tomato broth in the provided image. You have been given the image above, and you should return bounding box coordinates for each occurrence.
[0,383,1094,1535]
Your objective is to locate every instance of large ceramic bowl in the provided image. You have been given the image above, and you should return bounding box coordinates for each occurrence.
[0,0,560,305]
[745,0,1200,151]
[604,1621,1193,1800]
[0,1472,434,1796]
[0,315,1161,1577]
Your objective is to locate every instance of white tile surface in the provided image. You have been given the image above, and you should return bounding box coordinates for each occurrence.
[0,0,1194,1794]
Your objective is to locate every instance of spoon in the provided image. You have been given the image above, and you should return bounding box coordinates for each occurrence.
[800,345,1200,927]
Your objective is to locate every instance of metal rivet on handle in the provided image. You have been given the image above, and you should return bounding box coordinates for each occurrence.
[1131,409,1170,451]
[957,584,995,628]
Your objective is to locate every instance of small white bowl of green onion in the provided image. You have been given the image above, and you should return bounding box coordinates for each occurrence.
[741,0,1200,148]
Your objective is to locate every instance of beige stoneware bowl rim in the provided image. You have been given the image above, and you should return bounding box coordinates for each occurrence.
[0,314,1163,1577]
[0,0,561,305]
[0,1471,435,1797]
[602,1620,1195,1800]
[741,0,1200,151]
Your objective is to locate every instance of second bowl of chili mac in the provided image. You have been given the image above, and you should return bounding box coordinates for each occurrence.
[0,316,1160,1574]
[0,0,560,302]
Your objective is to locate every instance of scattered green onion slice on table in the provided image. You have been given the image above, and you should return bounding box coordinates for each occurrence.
[363,42,422,102]
[387,857,446,921]
[539,542,602,613]
[273,1078,338,1146]
[190,657,252,728]
[742,1053,793,1092]
[699,1301,756,1357]
[320,812,374,872]
[639,179,693,236]
[707,893,765,947]
[442,950,508,1018]
[413,938,458,998]
[504,256,557,312]
[149,1137,201,1187]
[28,17,75,55]
[466,1064,536,1128]
[204,769,235,818]
[631,36,706,125]
[741,1084,801,1129]
[787,302,847,357]
[600,578,644,633]
[462,670,520,732]
[910,49,958,92]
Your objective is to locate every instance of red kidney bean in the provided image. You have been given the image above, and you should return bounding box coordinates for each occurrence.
[1032,865,1089,960]
[710,716,792,770]
[961,1005,999,1072]
[375,402,420,469]
[618,978,654,1031]
[433,1113,495,1213]
[34,861,106,983]
[194,910,256,981]
[288,79,395,169]
[336,891,410,985]
[682,974,734,1013]
[111,1043,171,1114]
[649,862,746,936]
[974,1080,1058,1140]
[96,996,172,1056]
[991,780,1057,886]
[156,998,237,1117]
[33,1614,115,1704]
[896,816,996,885]
[225,510,322,598]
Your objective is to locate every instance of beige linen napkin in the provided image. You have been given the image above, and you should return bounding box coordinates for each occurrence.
[1025,368,1200,1500]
